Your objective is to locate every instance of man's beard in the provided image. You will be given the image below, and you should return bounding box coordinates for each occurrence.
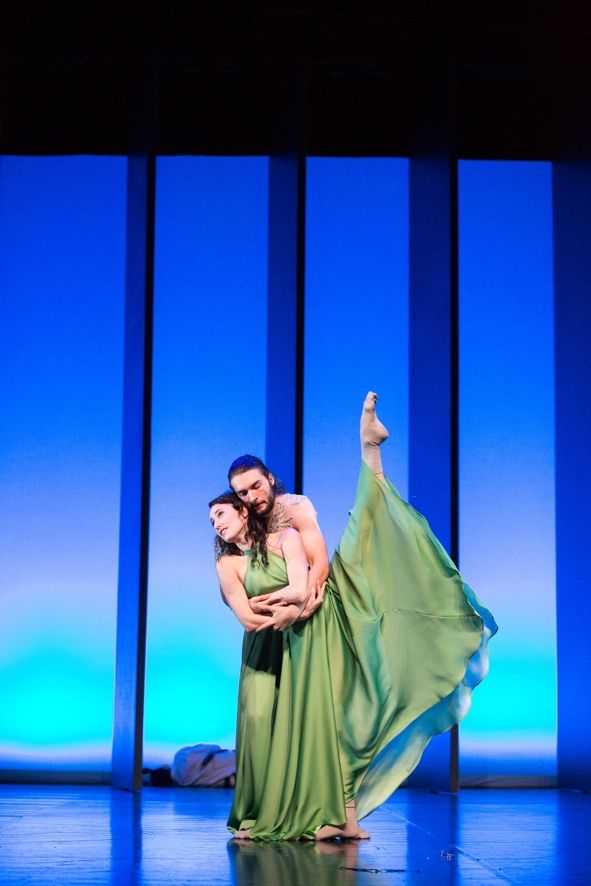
[255,487,276,518]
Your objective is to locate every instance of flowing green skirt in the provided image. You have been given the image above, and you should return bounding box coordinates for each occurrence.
[228,463,497,840]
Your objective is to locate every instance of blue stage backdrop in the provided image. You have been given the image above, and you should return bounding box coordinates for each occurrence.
[458,160,556,782]
[0,156,126,773]
[143,157,269,764]
[303,157,409,551]
[0,154,557,782]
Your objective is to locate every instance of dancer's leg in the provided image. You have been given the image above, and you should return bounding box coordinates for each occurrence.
[314,392,389,844]
[360,391,389,482]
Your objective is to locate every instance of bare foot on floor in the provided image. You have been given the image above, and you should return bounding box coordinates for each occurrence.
[233,829,252,840]
[315,802,371,841]
[315,823,371,841]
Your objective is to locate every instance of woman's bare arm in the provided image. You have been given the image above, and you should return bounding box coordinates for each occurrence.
[215,557,273,632]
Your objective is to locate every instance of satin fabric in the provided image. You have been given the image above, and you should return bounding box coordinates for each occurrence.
[227,463,497,840]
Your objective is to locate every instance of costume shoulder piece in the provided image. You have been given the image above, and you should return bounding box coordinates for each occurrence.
[266,494,308,533]
[281,493,308,507]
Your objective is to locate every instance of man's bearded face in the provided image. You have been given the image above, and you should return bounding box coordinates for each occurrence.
[230,468,277,517]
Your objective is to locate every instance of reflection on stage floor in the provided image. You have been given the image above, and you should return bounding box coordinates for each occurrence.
[0,785,589,884]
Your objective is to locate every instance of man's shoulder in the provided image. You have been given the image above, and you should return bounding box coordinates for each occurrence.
[278,492,309,507]
[277,493,318,525]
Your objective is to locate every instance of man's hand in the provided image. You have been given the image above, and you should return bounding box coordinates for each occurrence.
[297,580,326,621]
[254,586,306,607]
[309,575,326,604]
[249,593,272,614]
[254,602,302,633]
[249,582,325,619]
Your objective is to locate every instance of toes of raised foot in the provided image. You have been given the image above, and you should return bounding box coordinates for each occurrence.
[363,391,378,410]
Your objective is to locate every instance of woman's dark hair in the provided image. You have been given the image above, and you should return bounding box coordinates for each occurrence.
[227,454,285,495]
[208,490,269,566]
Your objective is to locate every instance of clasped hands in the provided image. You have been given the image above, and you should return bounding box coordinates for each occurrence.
[250,580,326,632]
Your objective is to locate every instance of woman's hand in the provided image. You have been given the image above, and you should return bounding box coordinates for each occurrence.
[254,602,303,633]
[249,591,304,614]
[249,593,272,614]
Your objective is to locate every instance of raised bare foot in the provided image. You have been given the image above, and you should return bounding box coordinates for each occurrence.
[360,391,389,446]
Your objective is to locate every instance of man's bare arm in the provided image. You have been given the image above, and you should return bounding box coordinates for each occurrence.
[288,499,329,580]
[247,496,330,620]
[287,497,329,618]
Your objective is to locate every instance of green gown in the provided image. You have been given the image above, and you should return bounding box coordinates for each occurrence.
[227,463,497,840]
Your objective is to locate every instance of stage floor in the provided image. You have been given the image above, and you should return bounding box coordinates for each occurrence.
[0,785,589,885]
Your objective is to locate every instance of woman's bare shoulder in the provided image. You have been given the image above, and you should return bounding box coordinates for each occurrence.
[215,554,245,576]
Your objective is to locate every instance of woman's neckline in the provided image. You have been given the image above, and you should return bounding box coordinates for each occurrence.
[245,547,284,563]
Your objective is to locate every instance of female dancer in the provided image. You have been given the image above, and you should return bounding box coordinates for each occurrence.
[209,394,496,841]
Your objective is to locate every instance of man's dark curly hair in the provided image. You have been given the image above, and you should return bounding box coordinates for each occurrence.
[227,454,285,494]
[208,490,269,566]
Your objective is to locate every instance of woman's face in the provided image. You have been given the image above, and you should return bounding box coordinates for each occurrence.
[209,502,248,544]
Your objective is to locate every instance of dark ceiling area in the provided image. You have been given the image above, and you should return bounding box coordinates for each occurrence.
[2,3,591,157]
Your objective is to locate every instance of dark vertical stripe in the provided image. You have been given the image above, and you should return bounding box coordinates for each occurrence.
[294,152,307,494]
[449,156,460,792]
[135,150,155,785]
[449,157,459,567]
[112,54,157,790]
[111,152,155,791]
[407,66,456,791]
[553,161,591,790]
[266,64,308,494]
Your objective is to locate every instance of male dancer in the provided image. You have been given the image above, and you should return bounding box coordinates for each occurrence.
[227,455,329,620]
[227,393,388,622]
